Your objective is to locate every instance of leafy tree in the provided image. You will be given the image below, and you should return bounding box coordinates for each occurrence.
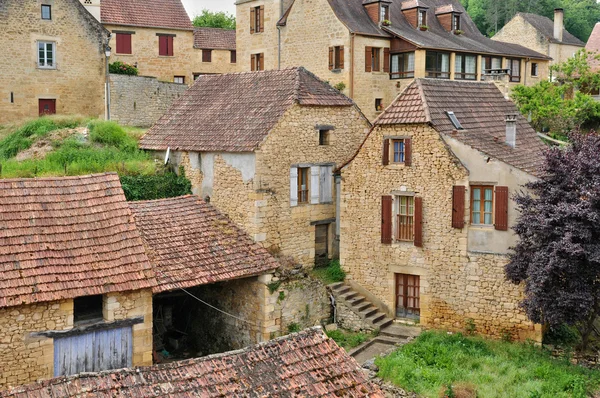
[506,132,600,350]
[192,9,236,30]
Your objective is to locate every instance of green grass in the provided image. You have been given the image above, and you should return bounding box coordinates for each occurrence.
[376,331,600,398]
[311,260,346,285]
[327,328,373,350]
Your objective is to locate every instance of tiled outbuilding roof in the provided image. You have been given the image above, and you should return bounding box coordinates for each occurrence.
[377,79,546,176]
[193,27,236,50]
[140,67,355,152]
[586,23,600,72]
[518,13,584,46]
[101,0,193,30]
[0,174,155,309]
[1,327,384,398]
[326,0,549,59]
[129,196,279,293]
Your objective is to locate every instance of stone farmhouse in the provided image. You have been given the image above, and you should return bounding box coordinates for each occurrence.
[493,9,585,68]
[586,23,600,78]
[1,327,384,398]
[140,67,372,268]
[0,0,109,124]
[235,0,550,120]
[338,79,546,341]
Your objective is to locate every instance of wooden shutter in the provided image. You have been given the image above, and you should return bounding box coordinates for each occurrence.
[381,196,393,244]
[251,55,256,71]
[158,35,168,56]
[116,34,123,53]
[414,196,423,247]
[404,138,412,166]
[452,186,465,229]
[165,36,174,56]
[250,7,256,33]
[495,186,509,231]
[329,47,334,70]
[124,34,132,54]
[290,167,298,207]
[259,53,264,70]
[382,139,390,166]
[383,47,390,73]
[310,166,320,204]
[259,5,265,32]
[339,46,344,69]
[319,166,333,203]
[365,46,372,72]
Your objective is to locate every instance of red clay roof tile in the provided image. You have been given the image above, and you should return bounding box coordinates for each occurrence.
[101,0,193,30]
[193,27,236,50]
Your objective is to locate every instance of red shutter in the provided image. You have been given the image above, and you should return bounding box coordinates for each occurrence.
[339,46,344,69]
[495,186,509,231]
[404,138,412,166]
[329,47,334,70]
[116,34,123,54]
[452,186,465,229]
[381,196,393,244]
[250,7,256,33]
[383,47,390,73]
[365,46,372,72]
[124,34,132,54]
[382,138,390,166]
[167,36,174,56]
[414,196,423,247]
[158,35,167,56]
[259,5,265,32]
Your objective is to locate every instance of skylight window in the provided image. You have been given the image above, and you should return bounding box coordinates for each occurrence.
[446,111,464,130]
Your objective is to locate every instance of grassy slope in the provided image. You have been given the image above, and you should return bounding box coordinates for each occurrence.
[376,331,600,398]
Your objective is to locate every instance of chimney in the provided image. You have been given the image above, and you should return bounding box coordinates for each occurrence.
[554,8,564,42]
[505,114,518,148]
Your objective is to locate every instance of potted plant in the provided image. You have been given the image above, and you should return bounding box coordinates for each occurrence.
[419,25,428,31]
[454,29,464,35]
[382,19,391,27]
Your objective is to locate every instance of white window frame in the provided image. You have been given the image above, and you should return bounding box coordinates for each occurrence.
[38,41,55,69]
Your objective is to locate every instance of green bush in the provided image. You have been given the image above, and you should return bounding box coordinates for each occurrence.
[311,260,346,284]
[544,324,581,348]
[287,323,301,333]
[109,61,138,76]
[88,120,136,151]
[120,168,192,201]
[326,329,370,349]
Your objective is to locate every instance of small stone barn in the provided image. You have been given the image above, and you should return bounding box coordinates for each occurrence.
[0,173,155,390]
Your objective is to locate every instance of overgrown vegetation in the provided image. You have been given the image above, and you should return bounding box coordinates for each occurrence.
[326,329,372,350]
[376,331,600,398]
[109,61,138,76]
[310,260,346,285]
[120,168,192,201]
[192,9,236,30]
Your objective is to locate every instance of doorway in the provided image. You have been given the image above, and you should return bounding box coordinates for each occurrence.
[39,99,56,116]
[315,224,329,267]
[395,273,420,319]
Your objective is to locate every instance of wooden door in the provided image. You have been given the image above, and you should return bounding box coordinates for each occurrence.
[395,274,420,318]
[54,326,132,377]
[314,224,329,267]
[39,99,56,116]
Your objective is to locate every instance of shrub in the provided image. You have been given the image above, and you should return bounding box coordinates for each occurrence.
[88,120,136,151]
[464,318,476,335]
[326,329,371,349]
[325,260,346,282]
[109,61,138,76]
[334,82,347,91]
[287,323,301,333]
[120,168,192,201]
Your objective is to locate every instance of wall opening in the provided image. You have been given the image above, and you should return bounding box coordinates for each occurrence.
[74,295,103,324]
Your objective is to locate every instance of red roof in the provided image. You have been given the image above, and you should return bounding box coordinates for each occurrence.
[0,328,384,397]
[0,174,155,309]
[129,196,279,293]
[193,27,236,50]
[586,23,600,72]
[101,0,193,30]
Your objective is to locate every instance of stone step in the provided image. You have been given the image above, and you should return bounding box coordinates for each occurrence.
[346,296,365,307]
[359,306,378,319]
[328,282,345,290]
[355,302,372,312]
[373,317,394,330]
[373,336,402,346]
[339,291,358,301]
[366,312,386,325]
[380,323,422,339]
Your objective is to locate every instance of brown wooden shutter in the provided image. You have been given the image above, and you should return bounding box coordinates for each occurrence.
[250,7,256,33]
[383,47,390,73]
[259,53,264,70]
[339,46,345,69]
[414,196,423,247]
[404,138,412,166]
[381,196,393,244]
[452,186,465,229]
[365,46,372,72]
[251,55,256,71]
[495,186,509,231]
[259,5,265,32]
[329,47,334,70]
[382,139,390,166]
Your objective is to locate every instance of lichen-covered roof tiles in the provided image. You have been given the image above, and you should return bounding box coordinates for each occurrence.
[139,67,354,152]
[129,196,279,293]
[0,327,385,398]
[0,173,155,309]
[377,79,547,176]
[193,27,236,50]
[518,12,584,46]
[101,0,193,30]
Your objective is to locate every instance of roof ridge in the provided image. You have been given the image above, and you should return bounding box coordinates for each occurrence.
[128,194,197,205]
[0,172,118,183]
[415,79,431,123]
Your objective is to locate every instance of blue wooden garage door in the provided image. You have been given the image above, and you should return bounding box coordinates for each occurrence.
[54,326,133,377]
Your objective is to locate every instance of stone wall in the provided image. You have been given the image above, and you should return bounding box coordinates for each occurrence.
[236,0,281,72]
[334,294,375,332]
[0,0,108,124]
[110,74,188,127]
[276,277,331,332]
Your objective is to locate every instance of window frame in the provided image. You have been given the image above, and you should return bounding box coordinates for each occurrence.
[380,4,390,22]
[470,185,494,225]
[508,58,521,82]
[319,129,331,146]
[396,273,420,318]
[251,53,264,71]
[391,139,406,164]
[174,76,185,84]
[41,4,51,20]
[453,13,461,31]
[371,47,381,72]
[390,51,415,79]
[202,49,212,63]
[375,98,383,112]
[531,62,539,77]
[37,41,56,69]
[454,53,478,80]
[158,35,174,56]
[481,56,503,79]
[395,195,415,242]
[73,295,104,325]
[334,46,343,69]
[115,32,132,55]
[418,9,427,27]
[230,50,237,64]
[297,167,310,204]
[425,50,450,79]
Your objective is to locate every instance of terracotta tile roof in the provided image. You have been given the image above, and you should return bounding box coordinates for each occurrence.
[193,27,236,50]
[1,327,384,398]
[129,196,279,293]
[518,13,584,46]
[101,0,193,30]
[377,79,546,176]
[586,23,600,72]
[326,0,549,59]
[0,174,155,309]
[140,67,355,152]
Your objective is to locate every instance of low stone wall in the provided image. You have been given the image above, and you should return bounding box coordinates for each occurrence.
[109,74,188,127]
[277,277,332,333]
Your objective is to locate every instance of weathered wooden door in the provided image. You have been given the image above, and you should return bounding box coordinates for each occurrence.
[38,99,56,116]
[54,326,132,377]
[395,274,420,319]
[315,224,329,267]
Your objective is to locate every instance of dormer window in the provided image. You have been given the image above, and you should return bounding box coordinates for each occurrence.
[453,14,461,31]
[380,4,390,22]
[418,9,427,26]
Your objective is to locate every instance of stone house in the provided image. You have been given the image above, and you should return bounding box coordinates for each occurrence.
[0,173,155,389]
[492,9,584,69]
[1,327,384,397]
[586,23,600,99]
[235,0,550,120]
[0,0,109,124]
[339,79,546,341]
[140,67,371,267]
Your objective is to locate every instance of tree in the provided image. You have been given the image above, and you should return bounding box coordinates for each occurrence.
[192,9,236,30]
[506,133,600,350]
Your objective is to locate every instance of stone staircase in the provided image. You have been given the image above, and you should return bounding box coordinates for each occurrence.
[329,282,393,330]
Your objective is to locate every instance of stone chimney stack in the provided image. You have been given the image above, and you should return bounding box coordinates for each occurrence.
[554,8,564,42]
[506,114,518,148]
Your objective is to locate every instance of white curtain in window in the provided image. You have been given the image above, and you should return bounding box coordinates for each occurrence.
[391,55,400,73]
[465,55,476,74]
[407,52,415,71]
[454,54,462,73]
[441,53,449,72]
[492,58,502,69]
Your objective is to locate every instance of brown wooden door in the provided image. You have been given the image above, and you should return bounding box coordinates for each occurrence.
[395,274,420,318]
[39,99,56,116]
[314,224,329,267]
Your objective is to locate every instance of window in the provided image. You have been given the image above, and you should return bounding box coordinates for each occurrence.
[250,5,264,34]
[41,4,51,20]
[391,52,415,79]
[418,9,427,26]
[319,129,330,145]
[375,98,383,111]
[329,46,344,70]
[446,111,464,130]
[392,139,406,163]
[396,274,420,318]
[380,4,390,22]
[453,14,461,31]
[202,49,212,63]
[425,51,450,78]
[371,47,381,72]
[230,50,237,63]
[251,53,264,71]
[158,35,174,56]
[10,92,14,104]
[481,56,502,78]
[74,295,103,324]
[455,53,477,80]
[297,167,310,204]
[508,58,521,82]
[115,33,132,54]
[471,186,493,225]
[531,62,538,77]
[396,196,414,241]
[290,165,333,206]
[383,138,411,166]
[174,76,185,84]
[38,41,55,68]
